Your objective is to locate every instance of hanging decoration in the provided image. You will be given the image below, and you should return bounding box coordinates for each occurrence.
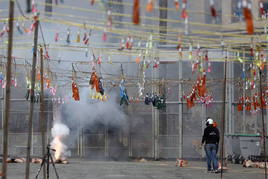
[0,22,8,38]
[184,47,213,108]
[133,0,140,25]
[181,0,188,34]
[137,57,146,97]
[106,9,113,28]
[119,64,129,106]
[76,31,80,43]
[71,64,80,101]
[243,0,254,34]
[89,53,105,100]
[259,0,266,19]
[54,32,59,42]
[210,0,217,18]
[234,1,243,21]
[31,0,37,13]
[125,36,133,50]
[146,0,154,12]
[66,28,71,44]
[144,93,166,109]
[176,35,183,58]
[174,0,179,10]
[90,0,95,6]
[16,21,23,35]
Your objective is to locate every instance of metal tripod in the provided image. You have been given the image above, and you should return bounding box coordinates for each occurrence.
[35,144,59,179]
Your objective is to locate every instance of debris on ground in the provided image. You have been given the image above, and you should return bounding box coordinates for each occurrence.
[139,158,147,162]
[175,159,188,167]
[243,160,268,169]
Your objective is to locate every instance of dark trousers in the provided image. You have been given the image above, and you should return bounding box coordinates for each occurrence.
[204,143,218,171]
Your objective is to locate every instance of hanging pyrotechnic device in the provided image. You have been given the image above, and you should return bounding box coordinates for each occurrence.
[11,58,17,88]
[119,64,129,105]
[243,0,254,34]
[66,28,71,44]
[174,0,179,10]
[25,60,31,100]
[146,0,154,12]
[71,63,80,101]
[16,20,23,35]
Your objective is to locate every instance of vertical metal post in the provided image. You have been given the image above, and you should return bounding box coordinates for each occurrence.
[227,60,233,134]
[178,57,183,158]
[152,65,159,160]
[230,60,235,134]
[259,69,267,179]
[220,52,227,178]
[25,18,39,179]
[2,1,14,178]
[242,51,246,133]
[26,0,31,13]
[39,46,46,179]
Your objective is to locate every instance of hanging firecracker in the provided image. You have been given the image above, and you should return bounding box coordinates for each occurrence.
[185,88,196,108]
[153,57,159,68]
[66,28,71,44]
[102,31,107,42]
[89,71,99,92]
[89,71,104,95]
[54,32,59,42]
[181,0,188,19]
[174,0,179,10]
[133,0,140,25]
[119,79,129,105]
[72,81,80,101]
[32,0,37,13]
[0,23,8,38]
[144,93,166,109]
[259,0,266,19]
[83,32,89,45]
[71,64,80,101]
[25,77,31,100]
[97,56,102,65]
[16,21,23,34]
[252,93,260,111]
[245,96,251,111]
[11,77,17,87]
[107,9,112,28]
[210,0,217,18]
[0,73,4,87]
[125,36,133,50]
[243,0,254,34]
[76,31,80,43]
[237,97,244,111]
[135,54,141,64]
[90,0,95,6]
[118,38,125,50]
[146,0,154,12]
[234,1,243,20]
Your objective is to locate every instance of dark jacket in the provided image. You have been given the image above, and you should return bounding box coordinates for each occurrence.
[202,125,220,144]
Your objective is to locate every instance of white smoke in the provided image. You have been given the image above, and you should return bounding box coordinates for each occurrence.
[50,121,70,160]
[51,121,70,138]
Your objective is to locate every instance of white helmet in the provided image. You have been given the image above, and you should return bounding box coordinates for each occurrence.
[206,118,213,125]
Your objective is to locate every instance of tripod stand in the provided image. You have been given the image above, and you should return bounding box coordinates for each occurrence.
[35,144,59,179]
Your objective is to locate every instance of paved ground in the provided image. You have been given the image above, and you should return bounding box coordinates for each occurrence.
[5,159,266,179]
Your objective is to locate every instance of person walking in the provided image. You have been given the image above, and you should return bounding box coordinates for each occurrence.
[202,117,220,173]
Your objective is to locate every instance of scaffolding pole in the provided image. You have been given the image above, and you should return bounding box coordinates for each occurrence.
[39,46,47,179]
[25,17,39,179]
[220,53,227,178]
[1,0,14,178]
[259,69,267,179]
